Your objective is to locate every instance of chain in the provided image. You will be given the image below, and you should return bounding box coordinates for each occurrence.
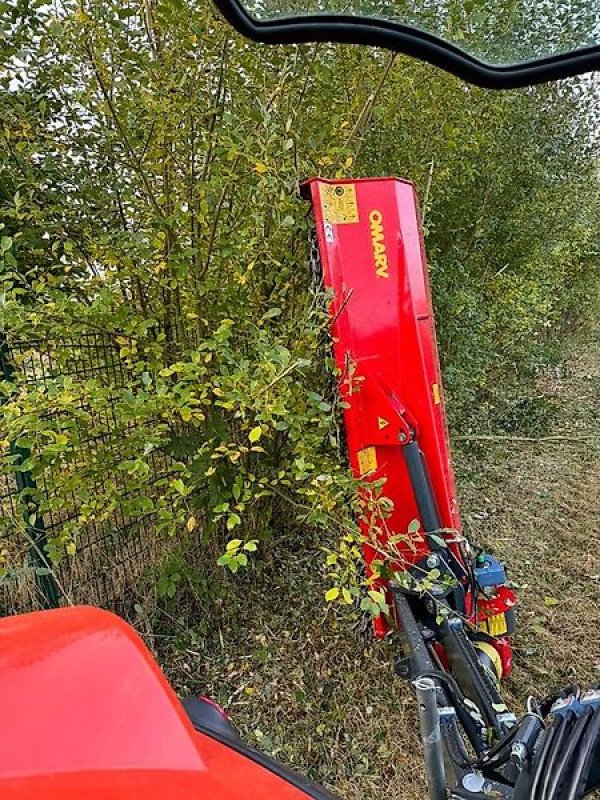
[308,227,324,293]
[306,224,349,465]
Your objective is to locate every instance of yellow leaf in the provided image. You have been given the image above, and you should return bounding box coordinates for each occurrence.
[344,156,354,168]
[226,538,242,551]
[342,588,352,604]
[187,515,197,532]
[544,596,560,607]
[254,162,268,174]
[325,587,340,602]
[249,426,262,443]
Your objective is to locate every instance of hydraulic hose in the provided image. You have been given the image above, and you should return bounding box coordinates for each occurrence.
[514,691,600,800]
[563,709,600,800]
[529,708,597,800]
[529,719,562,800]
[538,711,574,800]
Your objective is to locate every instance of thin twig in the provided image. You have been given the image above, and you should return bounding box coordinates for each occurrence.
[421,160,435,226]
[344,52,396,151]
[200,154,240,279]
[83,38,164,220]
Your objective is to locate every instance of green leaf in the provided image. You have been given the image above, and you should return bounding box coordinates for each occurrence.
[325,587,340,602]
[262,307,282,319]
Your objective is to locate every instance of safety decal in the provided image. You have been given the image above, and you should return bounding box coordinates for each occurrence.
[481,613,508,637]
[357,446,378,476]
[320,183,359,225]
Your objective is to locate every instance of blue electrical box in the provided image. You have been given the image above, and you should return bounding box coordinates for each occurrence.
[475,554,507,588]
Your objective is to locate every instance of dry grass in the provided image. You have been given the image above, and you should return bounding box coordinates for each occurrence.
[164,331,599,800]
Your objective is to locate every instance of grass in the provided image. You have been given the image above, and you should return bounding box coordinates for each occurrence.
[162,330,599,800]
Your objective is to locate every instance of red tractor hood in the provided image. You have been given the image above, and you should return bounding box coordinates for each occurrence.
[0,606,310,800]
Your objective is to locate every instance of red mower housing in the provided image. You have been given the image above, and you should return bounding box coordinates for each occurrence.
[301,177,515,674]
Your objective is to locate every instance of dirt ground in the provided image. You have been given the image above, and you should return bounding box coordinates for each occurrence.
[165,331,599,800]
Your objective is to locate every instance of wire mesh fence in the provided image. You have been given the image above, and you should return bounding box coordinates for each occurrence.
[0,331,181,617]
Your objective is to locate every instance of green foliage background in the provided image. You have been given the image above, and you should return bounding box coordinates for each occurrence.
[1,0,599,602]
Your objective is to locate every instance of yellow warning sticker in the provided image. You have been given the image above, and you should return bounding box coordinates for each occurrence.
[357,447,378,476]
[320,183,359,225]
[377,416,389,430]
[432,383,441,405]
[483,613,508,637]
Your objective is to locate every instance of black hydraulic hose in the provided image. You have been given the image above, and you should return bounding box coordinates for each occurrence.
[538,711,574,800]
[584,726,600,795]
[532,709,592,800]
[417,669,469,708]
[441,714,474,771]
[529,719,562,800]
[563,709,600,800]
[515,698,600,800]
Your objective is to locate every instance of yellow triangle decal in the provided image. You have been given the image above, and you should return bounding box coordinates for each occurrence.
[377,416,389,430]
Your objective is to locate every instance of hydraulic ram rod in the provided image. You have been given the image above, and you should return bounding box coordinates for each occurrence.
[402,440,442,535]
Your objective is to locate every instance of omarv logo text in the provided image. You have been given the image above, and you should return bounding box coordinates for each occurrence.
[368,209,389,278]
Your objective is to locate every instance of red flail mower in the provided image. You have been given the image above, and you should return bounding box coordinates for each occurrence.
[2,4,600,799]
